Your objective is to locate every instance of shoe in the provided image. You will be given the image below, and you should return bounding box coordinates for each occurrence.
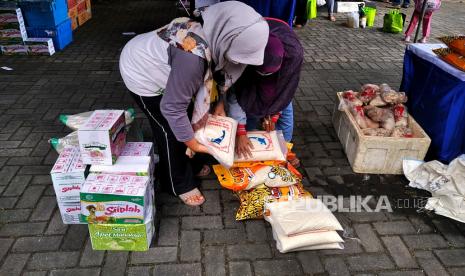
[419,37,427,43]
[404,35,411,42]
[402,4,410,8]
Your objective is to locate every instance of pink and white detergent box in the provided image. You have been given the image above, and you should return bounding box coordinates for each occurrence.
[78,110,127,165]
[50,146,87,202]
[58,201,84,224]
[80,173,153,224]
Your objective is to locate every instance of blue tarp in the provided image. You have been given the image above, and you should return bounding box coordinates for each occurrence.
[401,49,465,163]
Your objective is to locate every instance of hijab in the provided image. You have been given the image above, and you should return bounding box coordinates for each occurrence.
[201,1,269,87]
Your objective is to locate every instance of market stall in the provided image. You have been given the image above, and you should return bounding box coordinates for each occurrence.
[400,43,465,163]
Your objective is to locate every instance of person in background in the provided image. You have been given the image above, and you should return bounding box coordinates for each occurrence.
[228,18,303,166]
[327,0,336,21]
[119,1,269,206]
[294,0,308,28]
[404,0,441,43]
[392,0,410,8]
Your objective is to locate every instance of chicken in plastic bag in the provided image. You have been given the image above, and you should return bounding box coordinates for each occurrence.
[339,90,363,111]
[48,131,79,154]
[359,84,379,103]
[393,103,408,127]
[369,94,387,107]
[59,108,136,130]
[391,126,413,138]
[363,106,395,130]
[362,128,392,137]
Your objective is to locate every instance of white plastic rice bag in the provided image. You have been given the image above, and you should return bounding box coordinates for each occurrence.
[234,131,286,162]
[59,108,135,130]
[48,131,79,154]
[265,197,344,236]
[195,115,238,168]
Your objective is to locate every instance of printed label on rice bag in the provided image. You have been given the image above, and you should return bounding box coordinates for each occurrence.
[204,117,235,153]
[88,220,154,251]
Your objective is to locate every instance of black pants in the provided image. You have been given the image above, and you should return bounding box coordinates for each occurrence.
[294,0,308,26]
[131,92,203,196]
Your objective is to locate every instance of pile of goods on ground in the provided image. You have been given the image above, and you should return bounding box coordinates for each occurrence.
[49,109,156,251]
[205,126,345,252]
[339,83,413,138]
[434,36,465,72]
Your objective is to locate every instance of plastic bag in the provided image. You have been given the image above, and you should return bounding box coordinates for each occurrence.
[359,84,379,103]
[195,115,238,168]
[246,165,299,190]
[383,9,404,33]
[339,91,363,111]
[212,164,267,191]
[363,106,395,130]
[49,131,79,154]
[236,183,310,220]
[316,0,326,7]
[393,103,408,127]
[369,94,387,107]
[347,12,359,28]
[234,131,286,162]
[59,108,135,130]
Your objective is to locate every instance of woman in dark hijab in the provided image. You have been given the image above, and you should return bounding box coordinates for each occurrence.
[227,18,304,161]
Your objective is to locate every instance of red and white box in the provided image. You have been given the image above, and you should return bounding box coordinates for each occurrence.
[120,142,153,157]
[50,146,87,202]
[58,201,84,224]
[78,110,127,165]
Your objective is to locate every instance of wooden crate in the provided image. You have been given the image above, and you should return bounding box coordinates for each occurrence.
[332,92,431,174]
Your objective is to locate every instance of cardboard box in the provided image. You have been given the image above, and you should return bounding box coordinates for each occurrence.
[77,9,91,26]
[120,142,154,157]
[68,6,78,19]
[71,16,78,31]
[0,8,24,25]
[67,0,78,9]
[50,146,87,202]
[0,43,27,55]
[90,156,152,176]
[80,173,153,224]
[78,110,127,165]
[77,0,87,13]
[58,201,84,224]
[88,216,154,251]
[0,27,27,43]
[25,38,55,56]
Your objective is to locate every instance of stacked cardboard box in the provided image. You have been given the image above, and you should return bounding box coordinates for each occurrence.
[68,0,91,31]
[50,146,87,224]
[0,7,27,54]
[0,7,55,55]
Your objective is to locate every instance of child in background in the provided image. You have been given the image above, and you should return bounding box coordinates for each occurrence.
[404,0,441,43]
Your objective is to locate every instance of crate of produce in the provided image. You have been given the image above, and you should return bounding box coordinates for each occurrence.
[19,0,68,28]
[26,17,72,50]
[332,92,431,174]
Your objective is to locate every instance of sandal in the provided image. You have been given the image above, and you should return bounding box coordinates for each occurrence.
[196,165,211,177]
[179,188,205,206]
[328,15,336,22]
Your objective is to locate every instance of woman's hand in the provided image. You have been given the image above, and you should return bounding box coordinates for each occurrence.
[262,116,276,132]
[185,138,209,157]
[213,101,226,117]
[235,134,254,159]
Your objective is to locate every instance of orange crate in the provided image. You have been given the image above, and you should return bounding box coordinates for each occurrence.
[68,6,78,19]
[71,16,78,30]
[77,10,91,26]
[67,0,77,8]
[77,0,86,13]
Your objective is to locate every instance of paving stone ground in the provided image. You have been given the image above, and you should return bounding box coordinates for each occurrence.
[1,0,465,275]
